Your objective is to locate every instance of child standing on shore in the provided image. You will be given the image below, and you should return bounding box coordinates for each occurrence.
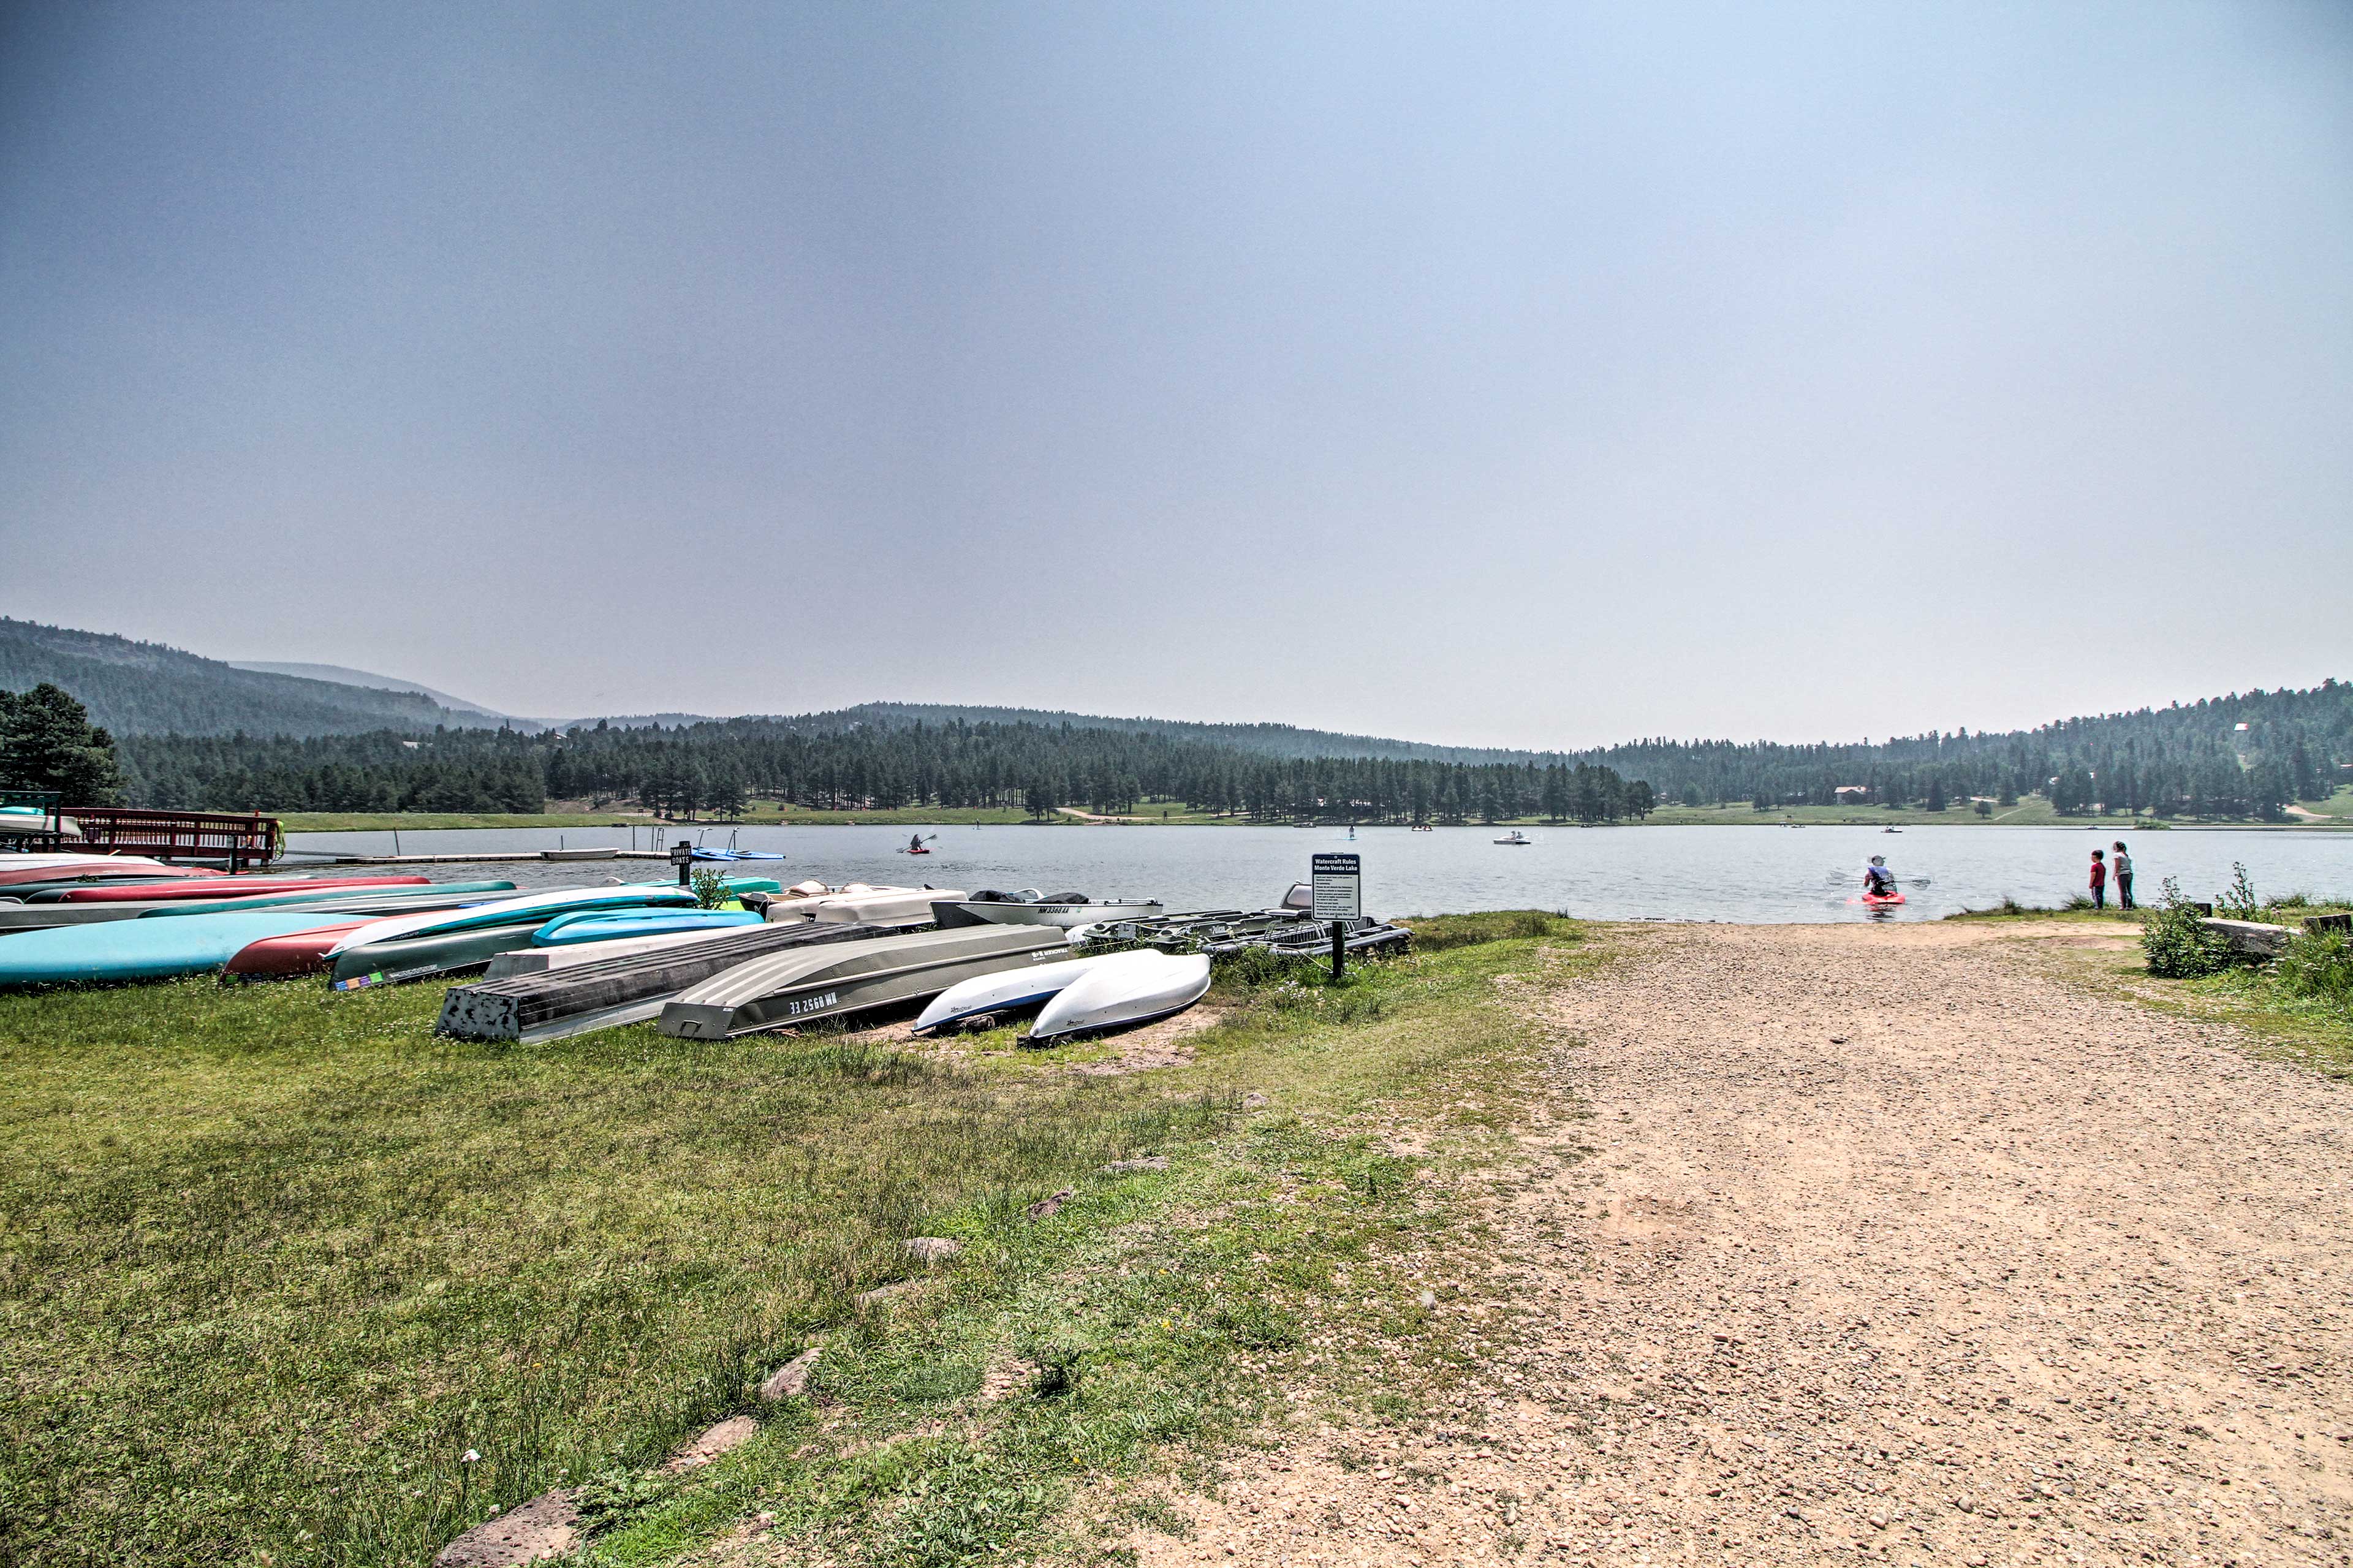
[2089,848,2108,910]
[2112,841,2134,909]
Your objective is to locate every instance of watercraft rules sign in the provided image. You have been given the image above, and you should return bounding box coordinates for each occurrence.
[1311,852,1362,920]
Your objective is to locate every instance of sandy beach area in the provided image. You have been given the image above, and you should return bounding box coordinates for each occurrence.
[1140,922,2351,1567]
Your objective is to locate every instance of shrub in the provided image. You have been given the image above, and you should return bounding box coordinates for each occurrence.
[1402,910,1575,952]
[2216,863,2261,922]
[2271,930,2353,1012]
[2142,877,2234,979]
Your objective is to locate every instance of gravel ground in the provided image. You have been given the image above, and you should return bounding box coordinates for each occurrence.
[1136,922,2352,1568]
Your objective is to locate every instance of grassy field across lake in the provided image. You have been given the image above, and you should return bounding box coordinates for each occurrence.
[0,913,1596,1567]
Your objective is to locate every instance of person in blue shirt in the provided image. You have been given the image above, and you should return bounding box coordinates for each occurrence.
[1863,856,1898,897]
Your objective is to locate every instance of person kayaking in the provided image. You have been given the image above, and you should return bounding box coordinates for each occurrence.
[1863,856,1898,898]
[906,833,927,855]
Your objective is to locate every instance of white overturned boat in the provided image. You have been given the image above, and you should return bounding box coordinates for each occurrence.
[913,949,1155,1035]
[760,884,959,927]
[659,924,1069,1039]
[1028,951,1210,1043]
[936,890,1165,929]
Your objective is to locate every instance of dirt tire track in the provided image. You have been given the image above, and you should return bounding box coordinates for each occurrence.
[1137,922,2352,1567]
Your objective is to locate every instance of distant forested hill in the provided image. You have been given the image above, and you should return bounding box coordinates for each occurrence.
[0,620,487,737]
[784,702,1547,763]
[10,618,2346,821]
[105,677,2351,822]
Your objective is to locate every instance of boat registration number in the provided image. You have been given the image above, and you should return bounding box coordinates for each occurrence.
[785,990,838,1018]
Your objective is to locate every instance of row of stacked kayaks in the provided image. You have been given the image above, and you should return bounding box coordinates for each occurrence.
[0,854,1222,1046]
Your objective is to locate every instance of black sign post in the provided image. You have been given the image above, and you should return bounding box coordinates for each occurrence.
[671,839,694,887]
[1311,852,1362,983]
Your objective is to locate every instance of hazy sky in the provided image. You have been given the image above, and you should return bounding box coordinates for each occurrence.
[4,3,2347,745]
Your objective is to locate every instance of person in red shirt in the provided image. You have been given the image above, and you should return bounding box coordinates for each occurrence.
[2089,848,2108,910]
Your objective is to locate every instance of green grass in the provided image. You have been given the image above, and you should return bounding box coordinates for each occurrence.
[2291,784,2353,821]
[0,914,1597,1567]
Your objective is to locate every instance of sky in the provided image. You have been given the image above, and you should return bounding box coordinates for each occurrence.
[3,2,2349,746]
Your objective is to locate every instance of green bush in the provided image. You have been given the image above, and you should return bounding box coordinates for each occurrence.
[2142,877,2235,979]
[2272,930,2353,1012]
[1402,910,1576,952]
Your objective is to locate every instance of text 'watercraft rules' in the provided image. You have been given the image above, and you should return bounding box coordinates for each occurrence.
[1311,852,1361,920]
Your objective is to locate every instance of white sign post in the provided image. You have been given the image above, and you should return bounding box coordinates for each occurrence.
[1311,853,1361,979]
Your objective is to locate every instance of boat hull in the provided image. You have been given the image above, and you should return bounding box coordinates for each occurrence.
[947,899,1165,930]
[0,910,375,988]
[1029,953,1211,1042]
[914,951,1149,1034]
[660,925,1069,1039]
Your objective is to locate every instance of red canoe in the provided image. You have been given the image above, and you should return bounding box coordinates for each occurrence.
[225,921,372,979]
[50,875,431,903]
[0,860,223,890]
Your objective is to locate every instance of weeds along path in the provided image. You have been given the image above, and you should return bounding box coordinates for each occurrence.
[1139,922,2353,1567]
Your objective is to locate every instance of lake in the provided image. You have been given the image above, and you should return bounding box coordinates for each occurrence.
[282,824,2353,924]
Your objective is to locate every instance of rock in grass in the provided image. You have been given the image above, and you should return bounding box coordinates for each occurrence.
[661,1414,759,1473]
[759,1347,821,1401]
[903,1237,962,1264]
[433,1489,580,1566]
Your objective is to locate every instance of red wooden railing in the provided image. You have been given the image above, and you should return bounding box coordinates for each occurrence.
[63,808,282,871]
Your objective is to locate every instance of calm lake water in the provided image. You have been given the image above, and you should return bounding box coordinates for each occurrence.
[283,824,2353,924]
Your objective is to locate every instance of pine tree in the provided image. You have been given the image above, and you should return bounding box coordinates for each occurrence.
[0,683,126,803]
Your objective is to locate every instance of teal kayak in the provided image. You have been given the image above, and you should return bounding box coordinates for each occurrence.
[323,879,779,959]
[532,911,763,946]
[0,910,373,988]
[330,923,555,989]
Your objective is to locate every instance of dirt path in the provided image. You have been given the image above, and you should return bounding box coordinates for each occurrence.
[1138,922,2353,1567]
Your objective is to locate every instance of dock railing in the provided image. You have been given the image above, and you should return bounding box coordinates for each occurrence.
[57,807,282,871]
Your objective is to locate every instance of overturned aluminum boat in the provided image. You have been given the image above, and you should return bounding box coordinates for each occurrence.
[933,889,1165,929]
[659,924,1069,1039]
[1028,952,1211,1043]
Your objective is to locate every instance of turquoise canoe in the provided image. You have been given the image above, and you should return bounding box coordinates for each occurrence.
[0,910,374,988]
[532,910,763,947]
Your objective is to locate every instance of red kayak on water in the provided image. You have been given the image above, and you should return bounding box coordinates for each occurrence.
[46,875,431,903]
[1859,892,1906,906]
[225,921,372,979]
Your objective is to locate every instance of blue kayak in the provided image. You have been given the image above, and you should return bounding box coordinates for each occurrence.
[531,910,763,947]
[0,910,373,988]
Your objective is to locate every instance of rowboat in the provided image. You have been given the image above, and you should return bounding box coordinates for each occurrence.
[913,949,1153,1035]
[763,885,961,927]
[1028,952,1211,1043]
[934,891,1165,929]
[439,921,909,1044]
[659,925,1069,1039]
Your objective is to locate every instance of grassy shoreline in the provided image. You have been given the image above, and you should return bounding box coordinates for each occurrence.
[0,912,1597,1567]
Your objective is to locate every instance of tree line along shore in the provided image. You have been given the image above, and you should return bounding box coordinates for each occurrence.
[2,676,2347,827]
